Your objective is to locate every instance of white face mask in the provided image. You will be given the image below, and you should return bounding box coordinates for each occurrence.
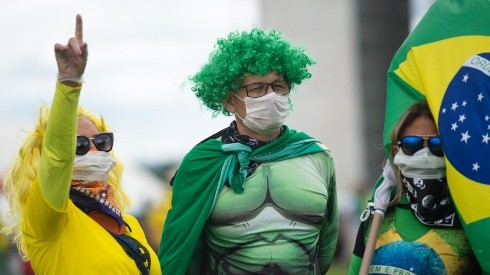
[233,92,290,135]
[393,147,446,179]
[72,151,116,181]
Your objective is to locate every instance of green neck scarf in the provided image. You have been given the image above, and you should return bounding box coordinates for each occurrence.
[218,137,321,205]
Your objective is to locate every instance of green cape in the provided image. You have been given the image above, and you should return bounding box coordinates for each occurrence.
[158,126,327,274]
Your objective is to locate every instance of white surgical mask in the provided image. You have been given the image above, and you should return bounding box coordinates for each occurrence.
[233,92,290,135]
[393,147,446,179]
[72,151,116,181]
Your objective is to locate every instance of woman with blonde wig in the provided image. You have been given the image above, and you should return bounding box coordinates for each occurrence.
[1,15,160,274]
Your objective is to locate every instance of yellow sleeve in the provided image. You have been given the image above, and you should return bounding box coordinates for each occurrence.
[24,81,81,241]
[37,81,81,210]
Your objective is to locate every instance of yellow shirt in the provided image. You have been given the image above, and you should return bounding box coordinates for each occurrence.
[23,82,161,274]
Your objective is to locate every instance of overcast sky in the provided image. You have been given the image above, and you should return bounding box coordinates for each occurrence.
[0,1,434,216]
[0,0,260,172]
[0,1,261,215]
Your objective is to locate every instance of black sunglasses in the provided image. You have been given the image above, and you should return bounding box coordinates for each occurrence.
[76,132,114,155]
[397,135,444,157]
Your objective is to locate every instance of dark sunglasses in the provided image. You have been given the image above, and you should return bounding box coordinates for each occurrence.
[76,132,114,155]
[397,135,444,157]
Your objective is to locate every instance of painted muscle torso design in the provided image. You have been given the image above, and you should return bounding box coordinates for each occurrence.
[206,153,329,274]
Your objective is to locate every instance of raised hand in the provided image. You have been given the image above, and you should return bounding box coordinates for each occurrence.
[54,14,88,85]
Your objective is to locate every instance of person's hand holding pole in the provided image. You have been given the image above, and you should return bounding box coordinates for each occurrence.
[360,162,397,275]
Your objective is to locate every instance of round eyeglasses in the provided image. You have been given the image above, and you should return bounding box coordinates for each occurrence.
[240,80,290,98]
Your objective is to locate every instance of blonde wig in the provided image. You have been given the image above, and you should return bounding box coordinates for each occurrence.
[1,105,130,260]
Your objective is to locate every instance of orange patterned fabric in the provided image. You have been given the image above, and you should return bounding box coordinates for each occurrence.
[70,180,127,228]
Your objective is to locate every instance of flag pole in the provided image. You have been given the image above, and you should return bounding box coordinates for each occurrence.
[359,211,383,275]
[359,161,396,275]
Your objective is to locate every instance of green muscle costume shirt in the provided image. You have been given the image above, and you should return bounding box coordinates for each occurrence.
[158,128,338,274]
[23,82,161,274]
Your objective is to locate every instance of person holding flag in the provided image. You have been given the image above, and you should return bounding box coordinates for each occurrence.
[350,0,490,273]
[348,101,480,274]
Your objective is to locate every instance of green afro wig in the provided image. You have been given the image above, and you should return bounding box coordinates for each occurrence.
[190,28,315,116]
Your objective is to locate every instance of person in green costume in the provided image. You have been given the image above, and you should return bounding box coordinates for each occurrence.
[158,28,339,274]
[348,101,480,274]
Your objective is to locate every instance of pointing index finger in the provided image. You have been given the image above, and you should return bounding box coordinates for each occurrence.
[75,14,83,44]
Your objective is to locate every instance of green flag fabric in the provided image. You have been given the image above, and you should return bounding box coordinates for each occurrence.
[384,0,490,272]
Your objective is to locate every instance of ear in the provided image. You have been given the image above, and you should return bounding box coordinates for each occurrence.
[224,94,236,113]
[392,145,399,158]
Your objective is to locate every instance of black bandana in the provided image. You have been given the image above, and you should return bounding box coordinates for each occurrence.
[403,176,460,227]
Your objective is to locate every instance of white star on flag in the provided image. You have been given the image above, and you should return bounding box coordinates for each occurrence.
[483,134,490,144]
[478,92,485,101]
[459,114,467,123]
[451,102,459,111]
[461,131,471,143]
[451,123,458,131]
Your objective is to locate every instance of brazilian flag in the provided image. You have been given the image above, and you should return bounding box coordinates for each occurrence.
[385,0,490,272]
